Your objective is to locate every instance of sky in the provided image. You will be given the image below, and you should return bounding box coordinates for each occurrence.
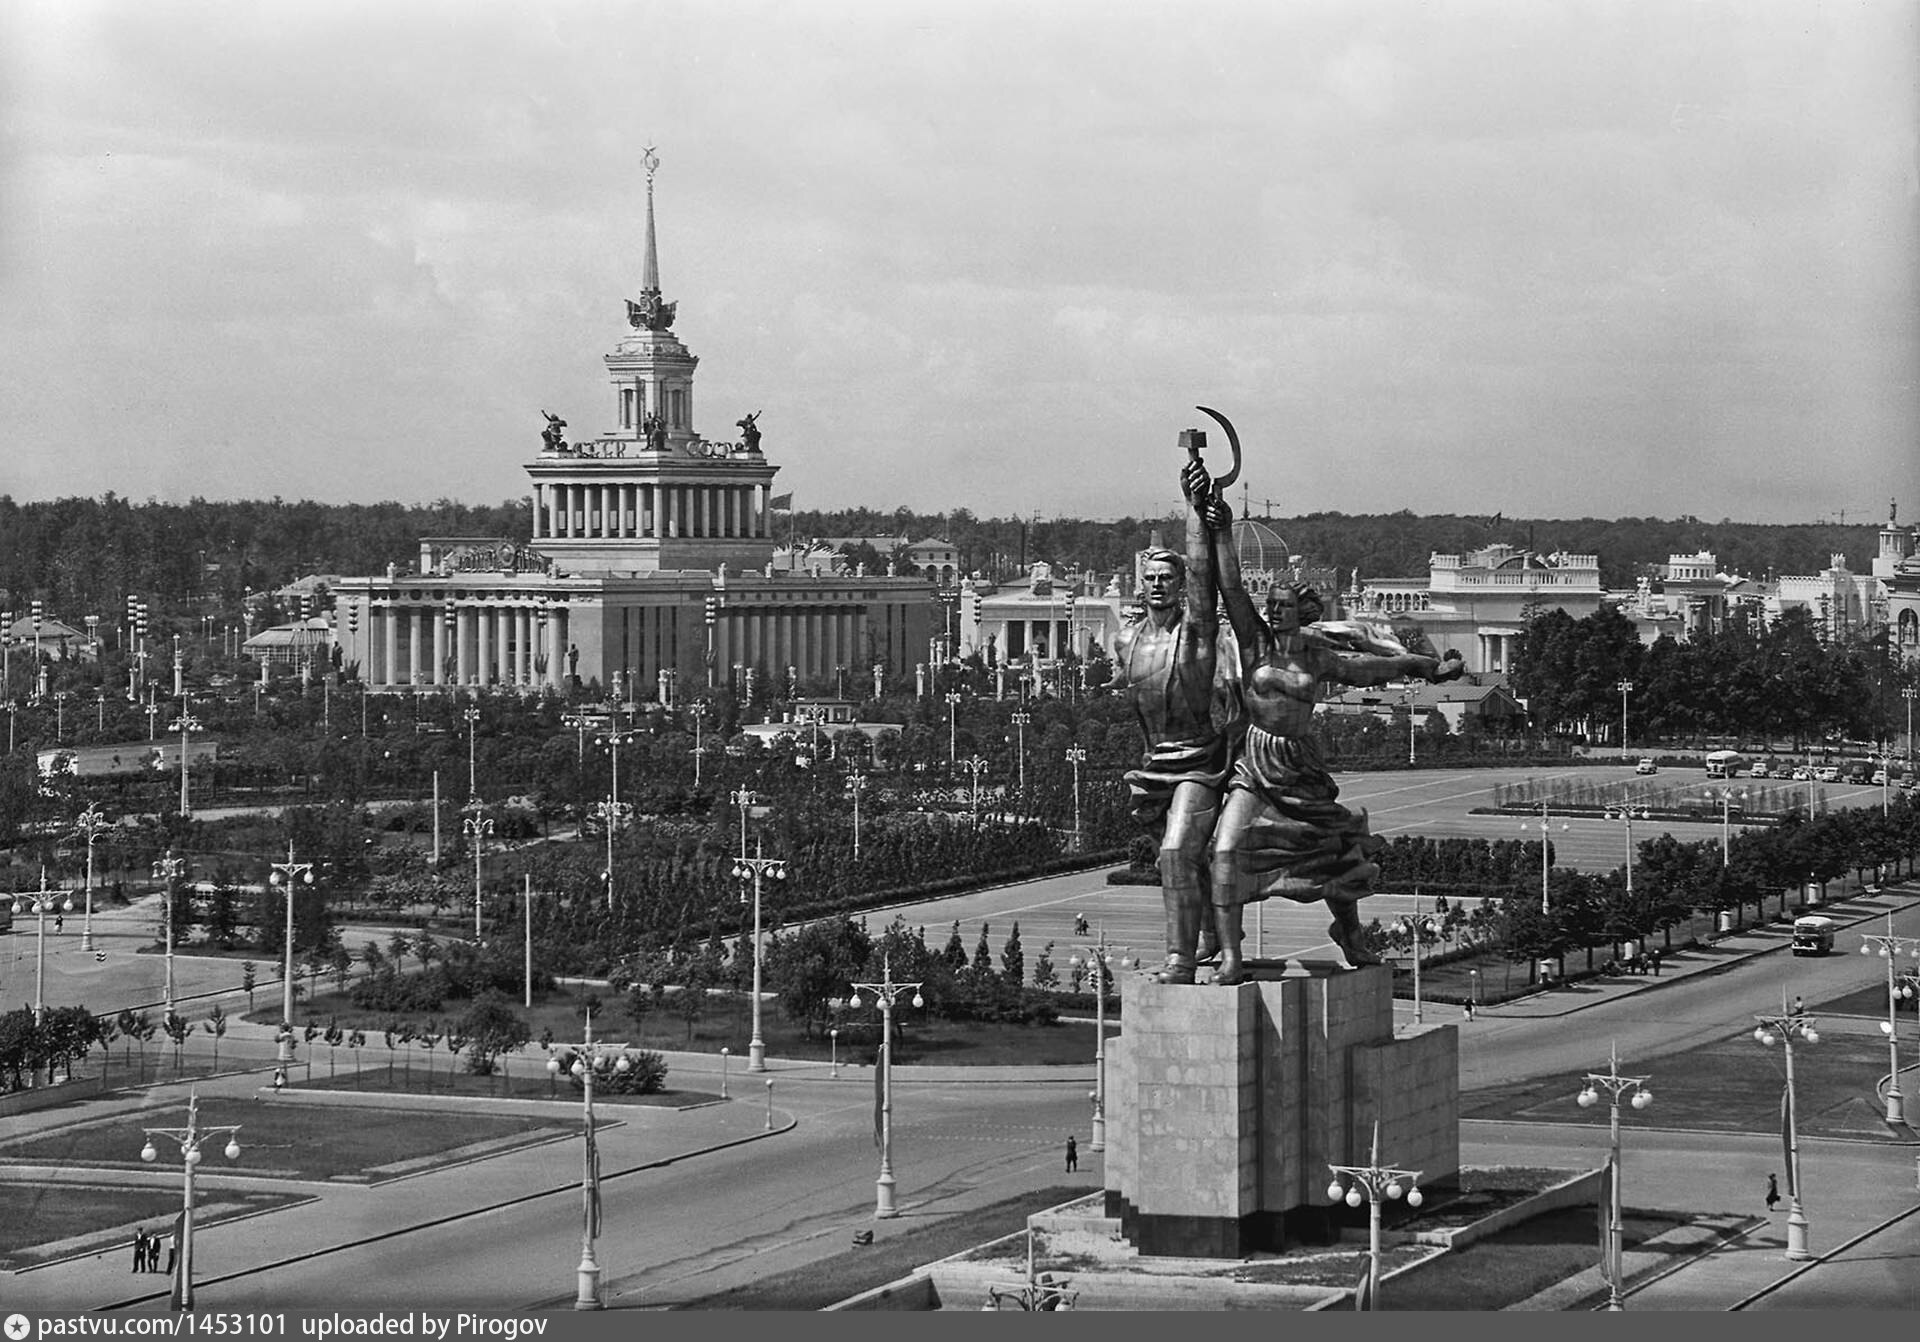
[2,0,1916,526]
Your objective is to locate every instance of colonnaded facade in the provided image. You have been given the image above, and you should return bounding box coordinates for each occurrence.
[330,153,934,701]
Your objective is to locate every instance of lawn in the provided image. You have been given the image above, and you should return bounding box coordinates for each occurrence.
[0,1184,310,1269]
[1463,1029,1900,1140]
[0,1098,577,1182]
[294,1065,713,1107]
[1383,1207,1686,1311]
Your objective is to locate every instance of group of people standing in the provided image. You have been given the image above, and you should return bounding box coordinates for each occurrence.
[131,1221,177,1275]
[1115,447,1464,986]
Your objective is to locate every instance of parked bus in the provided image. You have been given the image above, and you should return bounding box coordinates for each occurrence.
[1704,749,1745,779]
[1791,915,1835,956]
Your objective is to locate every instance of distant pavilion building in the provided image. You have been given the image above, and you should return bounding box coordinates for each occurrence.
[331,152,933,701]
[1352,543,1605,675]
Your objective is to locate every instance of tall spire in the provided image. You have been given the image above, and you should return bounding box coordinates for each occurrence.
[626,145,677,332]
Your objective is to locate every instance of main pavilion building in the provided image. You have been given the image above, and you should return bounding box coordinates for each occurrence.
[330,158,934,702]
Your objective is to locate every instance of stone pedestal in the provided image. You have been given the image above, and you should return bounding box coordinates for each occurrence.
[1103,960,1459,1258]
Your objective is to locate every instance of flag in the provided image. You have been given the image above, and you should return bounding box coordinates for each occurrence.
[1598,1161,1613,1285]
[1780,1085,1795,1199]
[769,492,794,511]
[585,1117,602,1238]
[1352,1263,1373,1311]
[873,1046,885,1148]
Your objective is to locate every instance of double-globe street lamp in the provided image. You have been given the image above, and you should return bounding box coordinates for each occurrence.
[1617,679,1634,760]
[1010,709,1031,801]
[546,1006,633,1311]
[731,788,786,1073]
[139,1090,241,1312]
[595,729,638,911]
[1066,746,1088,853]
[10,870,72,1025]
[1521,801,1567,914]
[151,849,186,1014]
[1068,931,1131,1152]
[462,805,494,937]
[72,800,111,952]
[169,698,202,818]
[1391,895,1441,1028]
[267,846,314,1085]
[1858,915,1920,1126]
[1326,1121,1423,1311]
[1577,1043,1654,1310]
[1712,786,1749,865]
[838,956,924,1219]
[1753,994,1820,1260]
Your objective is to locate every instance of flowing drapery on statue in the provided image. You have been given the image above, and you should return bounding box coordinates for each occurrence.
[1217,726,1383,907]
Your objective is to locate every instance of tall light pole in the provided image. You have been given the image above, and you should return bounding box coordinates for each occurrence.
[1066,746,1087,853]
[1404,685,1417,766]
[1326,1121,1423,1311]
[169,697,202,818]
[1617,679,1634,761]
[1010,709,1031,802]
[1753,993,1819,1260]
[841,955,924,1218]
[1603,803,1651,901]
[596,730,634,912]
[1392,893,1438,1027]
[1713,786,1748,865]
[945,690,961,766]
[1523,801,1566,914]
[1903,686,1916,767]
[10,870,73,1025]
[1577,1043,1654,1310]
[1068,930,1131,1152]
[152,849,186,1014]
[962,754,989,822]
[731,793,786,1074]
[1859,915,1920,1126]
[267,845,314,1085]
[847,770,867,858]
[139,1091,242,1312]
[73,800,111,952]
[462,805,493,937]
[545,1006,633,1311]
[463,705,480,801]
[690,699,710,788]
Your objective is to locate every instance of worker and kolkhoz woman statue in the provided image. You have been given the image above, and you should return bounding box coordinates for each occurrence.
[1113,409,1463,987]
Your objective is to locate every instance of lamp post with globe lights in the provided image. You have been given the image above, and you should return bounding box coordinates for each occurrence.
[1522,801,1567,914]
[1391,895,1441,1027]
[1577,1043,1653,1310]
[139,1091,241,1312]
[1713,786,1748,865]
[1602,802,1652,901]
[1326,1121,1423,1311]
[1859,915,1920,1126]
[1066,745,1087,852]
[595,729,638,911]
[945,690,961,766]
[839,955,924,1218]
[545,1007,632,1311]
[462,805,494,936]
[1010,709,1031,802]
[170,697,203,817]
[1068,930,1132,1151]
[1753,994,1819,1260]
[730,788,785,1073]
[10,870,73,1025]
[846,771,867,857]
[72,800,111,952]
[267,846,314,1086]
[151,850,186,1014]
[962,754,989,822]
[463,705,481,800]
[689,699,710,788]
[1616,679,1634,760]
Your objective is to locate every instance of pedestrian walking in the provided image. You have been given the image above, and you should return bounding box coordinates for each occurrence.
[1651,950,1662,977]
[1765,1173,1780,1211]
[54,914,63,934]
[1463,1001,1475,1022]
[131,1230,144,1273]
[1065,1135,1078,1172]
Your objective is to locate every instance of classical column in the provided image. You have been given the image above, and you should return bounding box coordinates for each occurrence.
[641,483,655,537]
[382,606,399,690]
[406,609,422,686]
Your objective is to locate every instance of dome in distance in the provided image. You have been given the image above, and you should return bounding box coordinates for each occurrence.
[1230,517,1290,576]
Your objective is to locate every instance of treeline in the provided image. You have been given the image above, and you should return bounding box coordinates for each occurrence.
[1,493,1889,617]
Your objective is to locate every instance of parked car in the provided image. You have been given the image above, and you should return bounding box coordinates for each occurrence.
[1635,757,1658,775]
[1872,769,1889,786]
[1747,760,1771,779]
[1814,765,1841,783]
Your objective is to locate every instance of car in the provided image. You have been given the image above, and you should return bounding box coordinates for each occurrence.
[1791,765,1812,780]
[1747,761,1771,779]
[1635,758,1658,775]
[1845,766,1872,784]
[1814,766,1841,783]
[1872,769,1889,786]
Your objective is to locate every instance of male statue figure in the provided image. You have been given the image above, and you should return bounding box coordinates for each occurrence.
[1111,450,1237,983]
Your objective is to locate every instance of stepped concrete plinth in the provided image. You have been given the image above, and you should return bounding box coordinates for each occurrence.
[1103,959,1459,1258]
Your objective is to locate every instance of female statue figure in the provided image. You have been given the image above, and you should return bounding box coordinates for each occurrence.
[1193,474,1461,985]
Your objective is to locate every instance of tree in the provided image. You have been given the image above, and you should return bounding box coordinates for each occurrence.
[241,961,257,1012]
[203,1004,229,1071]
[766,918,872,1041]
[1000,922,1025,987]
[162,1011,189,1073]
[971,923,994,978]
[457,992,533,1076]
[1032,940,1057,990]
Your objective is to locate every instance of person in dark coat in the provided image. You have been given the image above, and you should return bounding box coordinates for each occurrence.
[1766,1173,1781,1211]
[1065,1135,1078,1172]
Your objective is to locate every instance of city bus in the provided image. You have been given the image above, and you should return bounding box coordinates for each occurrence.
[1791,916,1835,956]
[1704,749,1744,779]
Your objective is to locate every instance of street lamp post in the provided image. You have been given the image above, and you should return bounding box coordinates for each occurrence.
[1577,1043,1654,1310]
[10,870,73,1025]
[596,730,634,912]
[1010,709,1031,802]
[690,699,709,788]
[1859,915,1920,1126]
[1404,685,1417,766]
[1066,746,1087,853]
[267,846,314,1086]
[1753,994,1820,1260]
[962,754,989,822]
[1714,786,1748,865]
[847,771,866,857]
[169,698,203,818]
[1603,803,1651,900]
[1903,686,1916,767]
[841,955,925,1218]
[73,800,111,952]
[462,805,493,937]
[463,705,480,801]
[731,789,786,1073]
[1523,801,1567,914]
[1391,894,1438,1027]
[1326,1121,1423,1311]
[152,850,186,1014]
[945,690,961,766]
[1069,930,1132,1152]
[1617,679,1634,760]
[545,1007,633,1311]
[139,1091,242,1312]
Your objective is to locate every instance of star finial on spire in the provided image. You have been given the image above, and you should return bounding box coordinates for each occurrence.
[642,144,659,184]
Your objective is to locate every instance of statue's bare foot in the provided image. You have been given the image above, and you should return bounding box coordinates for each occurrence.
[1211,950,1248,986]
[1327,917,1382,970]
[1154,956,1196,985]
